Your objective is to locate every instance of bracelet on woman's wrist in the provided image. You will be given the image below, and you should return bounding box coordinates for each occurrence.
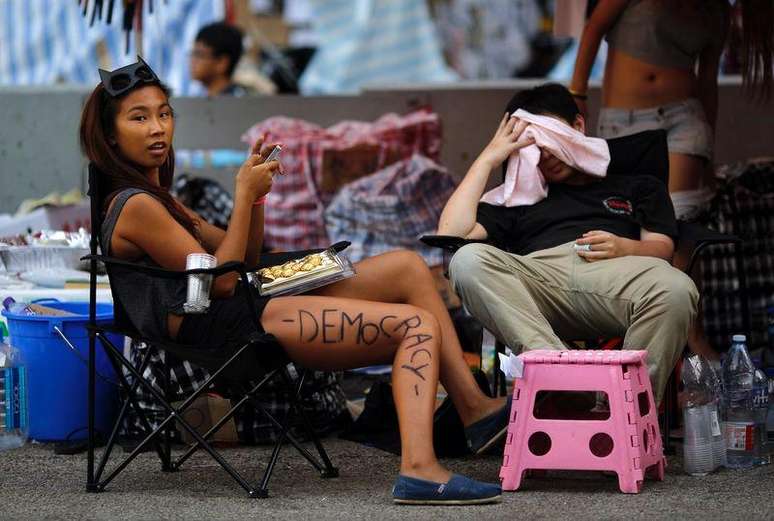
[568,88,588,100]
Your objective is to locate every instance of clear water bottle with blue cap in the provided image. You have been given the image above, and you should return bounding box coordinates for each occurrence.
[721,334,757,469]
[0,322,28,451]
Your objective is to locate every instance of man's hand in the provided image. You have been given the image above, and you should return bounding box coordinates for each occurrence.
[575,230,634,261]
[437,114,532,238]
[477,113,534,169]
[236,136,279,202]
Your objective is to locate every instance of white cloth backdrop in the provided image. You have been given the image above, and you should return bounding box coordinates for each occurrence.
[0,0,223,96]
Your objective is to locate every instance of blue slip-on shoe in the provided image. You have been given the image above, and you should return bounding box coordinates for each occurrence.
[464,396,512,455]
[392,474,502,505]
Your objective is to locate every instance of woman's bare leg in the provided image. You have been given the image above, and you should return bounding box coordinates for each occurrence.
[312,250,505,425]
[262,295,450,482]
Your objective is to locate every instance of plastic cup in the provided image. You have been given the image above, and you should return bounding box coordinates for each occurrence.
[183,253,217,313]
[683,404,718,476]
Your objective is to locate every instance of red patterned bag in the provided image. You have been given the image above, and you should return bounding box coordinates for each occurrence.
[242,110,441,251]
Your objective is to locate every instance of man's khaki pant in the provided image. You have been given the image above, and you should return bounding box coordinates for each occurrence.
[448,242,699,404]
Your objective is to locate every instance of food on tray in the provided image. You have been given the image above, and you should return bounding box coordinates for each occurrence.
[252,249,355,296]
[258,251,336,284]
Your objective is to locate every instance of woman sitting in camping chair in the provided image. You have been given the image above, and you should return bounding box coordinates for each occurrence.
[79,58,518,506]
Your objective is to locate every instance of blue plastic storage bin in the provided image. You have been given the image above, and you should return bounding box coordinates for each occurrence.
[2,300,121,441]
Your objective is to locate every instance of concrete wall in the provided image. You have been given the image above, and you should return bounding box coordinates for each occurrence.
[1,78,772,212]
[366,78,774,180]
[0,86,90,214]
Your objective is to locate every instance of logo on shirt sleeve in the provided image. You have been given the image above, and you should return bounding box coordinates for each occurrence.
[603,197,634,216]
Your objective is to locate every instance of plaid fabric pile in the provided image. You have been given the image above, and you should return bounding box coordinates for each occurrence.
[699,159,774,351]
[172,174,233,230]
[324,154,457,266]
[120,340,348,444]
[241,110,442,251]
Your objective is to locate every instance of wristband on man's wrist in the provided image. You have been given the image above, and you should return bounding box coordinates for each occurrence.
[253,195,267,206]
[569,88,588,100]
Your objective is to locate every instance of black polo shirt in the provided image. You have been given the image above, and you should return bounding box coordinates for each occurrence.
[475,134,677,255]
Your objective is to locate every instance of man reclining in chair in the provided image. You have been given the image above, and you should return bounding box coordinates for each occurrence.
[437,83,698,406]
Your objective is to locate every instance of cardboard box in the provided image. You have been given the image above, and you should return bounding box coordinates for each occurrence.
[174,393,239,445]
[319,143,382,194]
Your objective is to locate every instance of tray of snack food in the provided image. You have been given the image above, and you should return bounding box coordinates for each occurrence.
[250,247,355,296]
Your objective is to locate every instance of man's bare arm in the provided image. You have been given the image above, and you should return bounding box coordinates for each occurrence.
[437,155,497,238]
[437,115,533,238]
[632,229,674,260]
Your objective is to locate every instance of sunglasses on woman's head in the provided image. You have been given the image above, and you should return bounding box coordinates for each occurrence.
[98,57,160,98]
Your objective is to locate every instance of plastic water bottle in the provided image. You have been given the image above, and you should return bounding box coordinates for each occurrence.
[706,360,727,469]
[2,297,34,316]
[682,354,720,475]
[721,334,757,469]
[2,298,72,317]
[753,369,770,465]
[0,324,28,451]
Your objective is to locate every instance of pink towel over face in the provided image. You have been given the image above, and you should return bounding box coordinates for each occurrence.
[480,109,610,207]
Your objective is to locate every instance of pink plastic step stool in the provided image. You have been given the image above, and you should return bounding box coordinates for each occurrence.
[499,349,665,494]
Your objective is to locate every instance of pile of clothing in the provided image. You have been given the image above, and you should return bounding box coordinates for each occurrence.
[699,159,774,353]
[241,109,457,266]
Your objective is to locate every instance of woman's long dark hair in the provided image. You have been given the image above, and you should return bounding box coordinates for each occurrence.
[79,82,199,238]
[663,0,773,99]
[737,0,773,100]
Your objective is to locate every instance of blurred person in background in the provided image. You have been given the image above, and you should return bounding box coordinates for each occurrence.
[431,0,541,79]
[569,0,773,359]
[190,21,250,97]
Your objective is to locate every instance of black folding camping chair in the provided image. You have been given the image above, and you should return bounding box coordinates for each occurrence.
[84,164,339,498]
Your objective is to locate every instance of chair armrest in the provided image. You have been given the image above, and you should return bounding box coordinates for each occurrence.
[677,220,741,248]
[420,235,487,253]
[81,254,247,280]
[676,221,741,275]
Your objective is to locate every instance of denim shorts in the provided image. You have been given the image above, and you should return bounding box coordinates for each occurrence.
[597,98,713,160]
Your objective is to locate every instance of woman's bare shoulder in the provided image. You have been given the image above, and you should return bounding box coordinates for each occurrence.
[111,190,201,263]
[119,191,168,217]
[112,192,174,239]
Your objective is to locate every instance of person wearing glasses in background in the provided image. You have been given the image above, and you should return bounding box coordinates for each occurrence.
[190,21,250,98]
